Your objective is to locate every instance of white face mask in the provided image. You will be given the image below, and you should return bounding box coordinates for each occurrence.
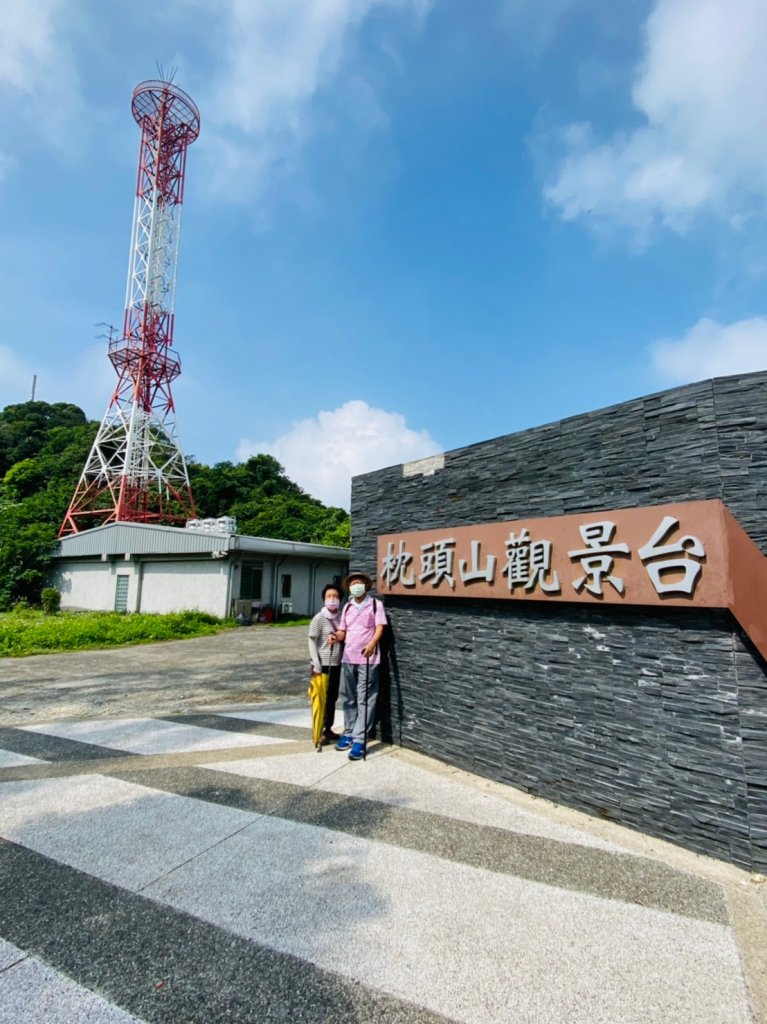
[349,582,366,598]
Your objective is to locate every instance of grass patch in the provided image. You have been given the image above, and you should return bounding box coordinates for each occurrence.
[0,609,232,658]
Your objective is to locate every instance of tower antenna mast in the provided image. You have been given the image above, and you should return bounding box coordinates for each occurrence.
[60,79,200,536]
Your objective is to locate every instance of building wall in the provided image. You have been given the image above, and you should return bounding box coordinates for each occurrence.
[311,561,347,608]
[230,556,348,616]
[53,560,132,612]
[53,558,229,616]
[139,560,230,616]
[53,552,350,619]
[351,371,767,871]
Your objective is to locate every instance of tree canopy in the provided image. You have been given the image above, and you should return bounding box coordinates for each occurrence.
[0,401,349,609]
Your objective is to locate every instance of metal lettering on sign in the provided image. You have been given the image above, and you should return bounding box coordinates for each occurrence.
[568,521,630,597]
[638,516,705,595]
[376,499,767,664]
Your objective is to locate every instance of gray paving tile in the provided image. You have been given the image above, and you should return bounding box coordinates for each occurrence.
[21,718,287,756]
[0,840,458,1024]
[0,750,45,769]
[0,775,256,891]
[161,712,309,743]
[112,763,730,924]
[0,725,136,763]
[205,749,632,852]
[0,936,27,972]
[0,942,146,1024]
[142,811,749,1024]
[219,707,315,728]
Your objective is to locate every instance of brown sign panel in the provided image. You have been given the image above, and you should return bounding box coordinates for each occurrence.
[377,500,767,661]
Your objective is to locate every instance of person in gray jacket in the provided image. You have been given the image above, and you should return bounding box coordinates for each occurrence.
[308,582,344,744]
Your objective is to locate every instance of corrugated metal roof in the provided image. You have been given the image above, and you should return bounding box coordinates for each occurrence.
[55,523,349,561]
[57,523,230,557]
[233,535,349,559]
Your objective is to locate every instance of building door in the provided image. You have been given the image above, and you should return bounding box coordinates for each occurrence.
[240,562,263,600]
[114,574,129,612]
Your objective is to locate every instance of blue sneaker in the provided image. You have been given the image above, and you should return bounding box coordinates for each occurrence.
[348,742,365,761]
[335,735,353,751]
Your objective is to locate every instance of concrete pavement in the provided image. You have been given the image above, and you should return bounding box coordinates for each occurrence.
[0,626,309,725]
[0,695,764,1023]
[0,628,764,1021]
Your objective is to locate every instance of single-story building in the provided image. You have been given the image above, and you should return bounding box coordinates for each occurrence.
[50,523,349,620]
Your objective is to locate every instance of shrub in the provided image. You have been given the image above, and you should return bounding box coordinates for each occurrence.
[40,587,61,615]
[0,608,231,657]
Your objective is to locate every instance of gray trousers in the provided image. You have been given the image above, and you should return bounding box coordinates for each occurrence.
[341,662,379,743]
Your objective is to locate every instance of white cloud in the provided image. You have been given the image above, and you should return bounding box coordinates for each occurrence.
[544,0,767,240]
[0,0,62,91]
[0,0,81,156]
[195,0,432,199]
[651,316,767,384]
[237,399,441,508]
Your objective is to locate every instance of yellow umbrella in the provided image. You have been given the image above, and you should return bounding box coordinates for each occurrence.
[307,670,329,751]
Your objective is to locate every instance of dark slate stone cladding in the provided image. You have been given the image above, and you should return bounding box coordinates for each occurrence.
[352,372,767,872]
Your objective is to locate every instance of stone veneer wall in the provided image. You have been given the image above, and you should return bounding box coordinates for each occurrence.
[351,371,767,871]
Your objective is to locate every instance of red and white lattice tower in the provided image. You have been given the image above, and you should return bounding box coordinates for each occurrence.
[60,80,200,536]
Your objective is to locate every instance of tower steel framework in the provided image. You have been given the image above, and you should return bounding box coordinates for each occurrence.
[60,80,200,536]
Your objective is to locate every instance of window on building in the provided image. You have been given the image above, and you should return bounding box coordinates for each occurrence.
[240,562,263,600]
[281,573,292,598]
[114,574,129,613]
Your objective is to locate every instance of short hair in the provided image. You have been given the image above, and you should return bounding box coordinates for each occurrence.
[322,582,343,599]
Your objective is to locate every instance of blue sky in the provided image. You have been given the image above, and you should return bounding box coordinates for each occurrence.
[1,0,766,508]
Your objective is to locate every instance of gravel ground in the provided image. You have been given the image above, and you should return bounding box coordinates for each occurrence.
[0,625,309,725]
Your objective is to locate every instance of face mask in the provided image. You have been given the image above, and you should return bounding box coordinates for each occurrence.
[349,583,366,598]
[324,599,339,611]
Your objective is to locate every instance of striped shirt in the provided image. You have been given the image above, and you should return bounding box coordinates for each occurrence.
[308,610,343,668]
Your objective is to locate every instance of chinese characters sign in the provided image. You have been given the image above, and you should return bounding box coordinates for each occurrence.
[378,501,731,609]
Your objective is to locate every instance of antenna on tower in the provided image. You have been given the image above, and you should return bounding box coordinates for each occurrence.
[60,78,200,537]
[95,322,118,344]
[155,61,177,84]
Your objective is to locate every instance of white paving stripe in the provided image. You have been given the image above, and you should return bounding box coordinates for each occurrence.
[145,817,749,1024]
[205,750,631,853]
[219,707,317,729]
[0,775,257,891]
[0,773,751,1024]
[0,937,26,972]
[0,750,46,769]
[0,940,146,1024]
[20,717,288,755]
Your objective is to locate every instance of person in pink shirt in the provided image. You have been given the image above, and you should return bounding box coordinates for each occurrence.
[329,569,387,761]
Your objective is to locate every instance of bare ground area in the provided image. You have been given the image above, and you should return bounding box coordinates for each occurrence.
[0,625,308,725]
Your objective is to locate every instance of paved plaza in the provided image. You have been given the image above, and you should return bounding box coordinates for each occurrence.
[0,629,764,1022]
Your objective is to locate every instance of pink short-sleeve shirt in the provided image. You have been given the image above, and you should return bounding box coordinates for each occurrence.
[340,595,387,665]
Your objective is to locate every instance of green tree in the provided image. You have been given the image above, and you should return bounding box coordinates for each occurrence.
[232,494,346,543]
[0,400,350,608]
[190,453,350,546]
[0,401,87,475]
[0,402,96,607]
[0,498,59,609]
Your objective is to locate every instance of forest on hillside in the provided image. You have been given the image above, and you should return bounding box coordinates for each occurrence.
[0,401,350,610]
